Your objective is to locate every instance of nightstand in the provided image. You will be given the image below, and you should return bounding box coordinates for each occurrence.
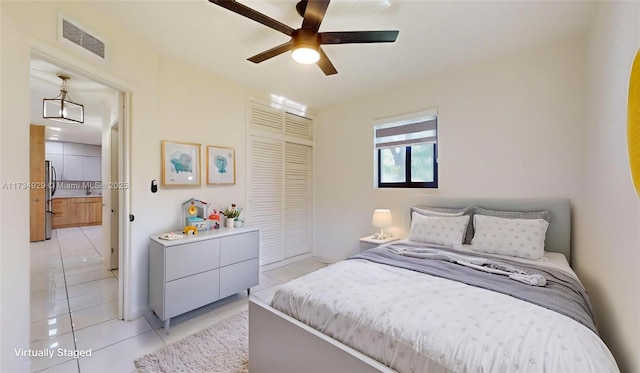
[359,235,400,252]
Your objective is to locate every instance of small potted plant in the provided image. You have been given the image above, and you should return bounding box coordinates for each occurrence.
[221,204,242,228]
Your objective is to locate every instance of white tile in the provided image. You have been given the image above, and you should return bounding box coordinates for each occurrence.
[30,299,70,323]
[30,287,68,307]
[30,261,63,276]
[61,250,100,261]
[252,284,282,304]
[28,332,76,372]
[78,331,165,373]
[74,317,152,351]
[251,272,282,293]
[30,276,66,294]
[141,310,164,330]
[158,313,224,345]
[68,286,118,312]
[149,301,230,344]
[263,258,328,282]
[30,271,64,285]
[71,300,118,330]
[65,269,114,286]
[35,359,79,373]
[62,255,103,270]
[30,313,73,343]
[66,278,117,299]
[212,294,249,319]
[63,262,107,277]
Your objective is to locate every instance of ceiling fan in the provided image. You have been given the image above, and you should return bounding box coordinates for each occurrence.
[208,0,399,75]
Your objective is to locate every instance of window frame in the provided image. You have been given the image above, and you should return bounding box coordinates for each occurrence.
[377,143,438,188]
[374,108,439,189]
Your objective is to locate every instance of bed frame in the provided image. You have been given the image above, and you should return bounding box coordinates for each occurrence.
[249,197,571,373]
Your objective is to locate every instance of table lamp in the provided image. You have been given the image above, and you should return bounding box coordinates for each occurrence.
[371,209,392,239]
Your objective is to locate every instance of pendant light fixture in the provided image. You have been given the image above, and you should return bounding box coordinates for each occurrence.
[43,74,84,124]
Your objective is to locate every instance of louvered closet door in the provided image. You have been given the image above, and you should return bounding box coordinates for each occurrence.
[249,136,284,265]
[248,100,313,265]
[284,142,312,258]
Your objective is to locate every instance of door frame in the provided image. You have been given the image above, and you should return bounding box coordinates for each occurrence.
[31,41,133,320]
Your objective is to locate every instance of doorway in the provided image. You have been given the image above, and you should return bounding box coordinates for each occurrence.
[28,51,130,323]
[109,123,120,270]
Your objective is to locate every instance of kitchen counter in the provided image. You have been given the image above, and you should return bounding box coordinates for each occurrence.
[51,196,103,228]
[53,194,102,199]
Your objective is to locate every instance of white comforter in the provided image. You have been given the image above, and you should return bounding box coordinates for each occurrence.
[271,254,619,373]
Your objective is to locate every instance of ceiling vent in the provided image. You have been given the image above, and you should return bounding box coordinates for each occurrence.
[58,15,106,60]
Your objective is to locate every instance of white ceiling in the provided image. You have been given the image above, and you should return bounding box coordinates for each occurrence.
[30,58,116,145]
[83,0,596,109]
[30,0,596,144]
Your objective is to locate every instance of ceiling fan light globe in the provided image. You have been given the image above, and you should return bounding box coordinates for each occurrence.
[292,46,320,64]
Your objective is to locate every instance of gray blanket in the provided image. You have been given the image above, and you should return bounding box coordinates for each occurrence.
[351,244,598,335]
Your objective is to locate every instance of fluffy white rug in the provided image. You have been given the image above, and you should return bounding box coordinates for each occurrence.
[135,311,248,373]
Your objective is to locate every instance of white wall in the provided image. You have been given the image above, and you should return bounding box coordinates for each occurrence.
[314,37,587,262]
[128,57,251,315]
[0,2,257,369]
[575,2,640,372]
[0,7,32,372]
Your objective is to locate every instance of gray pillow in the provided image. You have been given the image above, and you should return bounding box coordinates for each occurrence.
[411,206,475,244]
[474,207,551,223]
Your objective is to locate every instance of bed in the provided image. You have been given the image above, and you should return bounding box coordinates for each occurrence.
[248,198,619,373]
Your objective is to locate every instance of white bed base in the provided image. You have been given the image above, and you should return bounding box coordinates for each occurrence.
[249,298,394,373]
[249,198,571,372]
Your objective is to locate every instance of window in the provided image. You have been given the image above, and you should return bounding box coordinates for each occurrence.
[374,110,438,188]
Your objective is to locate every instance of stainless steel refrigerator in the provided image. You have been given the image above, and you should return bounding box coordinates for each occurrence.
[45,160,57,240]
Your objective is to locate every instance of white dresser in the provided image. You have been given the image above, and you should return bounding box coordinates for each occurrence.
[149,227,259,332]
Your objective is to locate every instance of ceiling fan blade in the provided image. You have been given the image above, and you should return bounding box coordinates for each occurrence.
[301,0,330,33]
[320,30,399,44]
[209,0,295,36]
[317,47,337,76]
[248,41,294,63]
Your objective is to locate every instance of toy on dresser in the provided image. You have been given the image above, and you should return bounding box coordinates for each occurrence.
[182,198,211,233]
[208,211,221,229]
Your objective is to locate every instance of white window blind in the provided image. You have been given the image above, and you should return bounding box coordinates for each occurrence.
[248,100,313,265]
[375,118,437,149]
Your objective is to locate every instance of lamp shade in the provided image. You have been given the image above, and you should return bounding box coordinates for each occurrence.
[43,74,84,124]
[372,209,392,228]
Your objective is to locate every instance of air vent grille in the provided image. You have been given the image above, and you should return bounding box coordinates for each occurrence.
[61,19,105,59]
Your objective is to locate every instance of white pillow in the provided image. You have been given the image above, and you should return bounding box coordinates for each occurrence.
[470,214,549,259]
[408,212,470,248]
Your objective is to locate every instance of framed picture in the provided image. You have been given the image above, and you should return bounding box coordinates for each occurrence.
[207,145,236,185]
[161,141,201,186]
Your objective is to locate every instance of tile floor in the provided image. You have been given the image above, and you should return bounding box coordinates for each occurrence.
[30,226,327,372]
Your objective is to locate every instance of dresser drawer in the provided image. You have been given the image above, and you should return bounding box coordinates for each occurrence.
[166,239,220,281]
[220,258,259,299]
[220,231,259,266]
[165,269,220,319]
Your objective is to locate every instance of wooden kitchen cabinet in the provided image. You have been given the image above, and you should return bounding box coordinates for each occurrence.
[51,197,102,228]
[52,199,68,228]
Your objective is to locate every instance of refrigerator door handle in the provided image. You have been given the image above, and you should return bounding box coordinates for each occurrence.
[51,166,57,196]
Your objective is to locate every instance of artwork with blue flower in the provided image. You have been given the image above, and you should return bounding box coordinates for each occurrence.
[161,141,201,186]
[207,146,236,185]
[214,155,227,174]
[171,152,193,173]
